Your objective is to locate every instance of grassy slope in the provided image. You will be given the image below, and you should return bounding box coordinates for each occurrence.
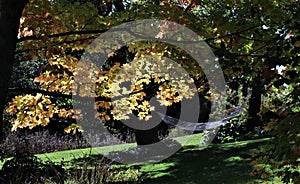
[36,133,205,164]
[1,134,269,183]
[140,138,269,184]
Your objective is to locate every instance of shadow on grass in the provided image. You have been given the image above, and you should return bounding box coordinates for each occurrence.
[140,139,268,184]
[68,139,183,166]
[64,138,268,184]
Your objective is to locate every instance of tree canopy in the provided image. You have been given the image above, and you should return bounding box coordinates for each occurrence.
[1,0,300,182]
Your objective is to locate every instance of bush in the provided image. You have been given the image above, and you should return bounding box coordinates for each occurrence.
[0,155,65,184]
[250,85,300,183]
[0,130,92,157]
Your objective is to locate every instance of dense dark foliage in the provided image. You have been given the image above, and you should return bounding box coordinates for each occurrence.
[0,155,65,184]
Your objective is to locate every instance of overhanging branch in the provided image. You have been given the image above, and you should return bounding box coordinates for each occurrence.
[8,87,111,102]
[17,29,109,42]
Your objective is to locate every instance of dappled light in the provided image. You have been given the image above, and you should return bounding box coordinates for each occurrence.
[0,0,299,183]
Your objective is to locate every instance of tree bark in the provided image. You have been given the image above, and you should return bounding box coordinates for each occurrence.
[246,79,262,132]
[0,0,28,142]
[134,121,169,145]
[135,101,181,145]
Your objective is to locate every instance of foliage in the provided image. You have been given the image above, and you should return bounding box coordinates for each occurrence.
[3,0,300,181]
[94,53,197,122]
[7,94,56,130]
[214,84,268,143]
[8,0,212,136]
[251,84,300,182]
[64,157,111,184]
[0,155,65,184]
[0,131,91,158]
[68,157,139,184]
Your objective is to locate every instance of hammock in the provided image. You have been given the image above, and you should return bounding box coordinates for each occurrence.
[156,103,247,132]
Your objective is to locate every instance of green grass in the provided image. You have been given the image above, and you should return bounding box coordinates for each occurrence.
[1,134,270,183]
[36,133,205,165]
[0,133,204,168]
[36,142,137,164]
[139,138,269,184]
[31,134,201,163]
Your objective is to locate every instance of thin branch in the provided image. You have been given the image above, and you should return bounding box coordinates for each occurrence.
[8,87,72,99]
[184,1,194,12]
[8,87,111,102]
[237,34,266,42]
[15,36,97,55]
[17,29,109,42]
[205,25,262,42]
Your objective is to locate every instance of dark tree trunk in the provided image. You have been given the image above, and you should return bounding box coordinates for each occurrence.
[135,101,181,145]
[134,121,169,145]
[134,92,211,145]
[0,0,28,142]
[197,92,211,123]
[228,80,239,106]
[246,79,262,132]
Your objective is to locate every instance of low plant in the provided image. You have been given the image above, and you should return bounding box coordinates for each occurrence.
[54,154,139,184]
[0,154,65,184]
[250,85,300,183]
[0,130,92,157]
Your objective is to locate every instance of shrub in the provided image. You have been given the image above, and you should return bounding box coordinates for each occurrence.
[0,130,92,157]
[250,85,300,183]
[0,155,65,184]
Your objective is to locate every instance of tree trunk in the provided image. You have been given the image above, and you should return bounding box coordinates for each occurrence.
[0,0,28,142]
[134,92,211,145]
[246,79,262,132]
[135,121,169,145]
[135,101,181,145]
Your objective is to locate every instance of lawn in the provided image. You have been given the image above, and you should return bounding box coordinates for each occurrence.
[0,134,269,183]
[139,138,269,184]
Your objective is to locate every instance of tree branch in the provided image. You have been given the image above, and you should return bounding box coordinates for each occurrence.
[8,87,111,102]
[205,25,262,42]
[17,29,109,42]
